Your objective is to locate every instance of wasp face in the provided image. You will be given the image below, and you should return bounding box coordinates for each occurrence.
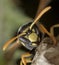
[18,22,40,50]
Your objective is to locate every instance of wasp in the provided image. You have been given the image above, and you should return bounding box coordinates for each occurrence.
[2,6,59,65]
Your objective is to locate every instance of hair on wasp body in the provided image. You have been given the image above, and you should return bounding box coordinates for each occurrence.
[2,6,58,65]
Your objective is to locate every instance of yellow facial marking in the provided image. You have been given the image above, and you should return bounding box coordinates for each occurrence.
[25,36,28,39]
[32,43,37,46]
[28,33,38,42]
[21,42,25,46]
[32,29,35,32]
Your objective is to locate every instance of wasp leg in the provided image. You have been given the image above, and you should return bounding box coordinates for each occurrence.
[20,60,23,65]
[20,52,32,65]
[50,24,59,36]
[20,58,32,65]
[38,24,57,44]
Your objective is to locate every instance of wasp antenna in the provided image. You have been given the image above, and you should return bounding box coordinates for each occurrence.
[30,6,51,29]
[3,33,26,51]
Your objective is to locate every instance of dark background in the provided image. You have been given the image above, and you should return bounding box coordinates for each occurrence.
[14,0,59,35]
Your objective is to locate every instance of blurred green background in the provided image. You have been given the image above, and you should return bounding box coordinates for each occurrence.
[0,0,31,65]
[0,0,59,65]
